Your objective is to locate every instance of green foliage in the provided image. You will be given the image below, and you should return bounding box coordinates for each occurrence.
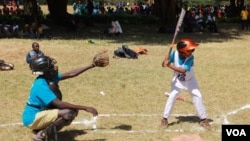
[182,0,229,5]
[0,15,24,25]
[0,14,48,29]
[35,0,148,5]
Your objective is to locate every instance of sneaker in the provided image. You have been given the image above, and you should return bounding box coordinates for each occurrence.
[199,119,211,128]
[161,118,168,127]
[33,130,47,141]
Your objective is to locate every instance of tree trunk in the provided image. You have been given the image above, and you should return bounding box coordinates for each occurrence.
[230,0,235,7]
[154,0,177,26]
[47,0,70,24]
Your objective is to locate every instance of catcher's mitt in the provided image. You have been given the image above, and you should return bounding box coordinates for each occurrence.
[93,49,109,67]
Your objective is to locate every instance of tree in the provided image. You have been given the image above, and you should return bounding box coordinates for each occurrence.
[23,0,71,25]
[25,0,178,27]
[154,0,178,27]
[47,0,70,24]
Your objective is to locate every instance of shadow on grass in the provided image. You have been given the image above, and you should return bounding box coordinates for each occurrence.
[45,22,247,46]
[57,129,106,141]
[55,124,131,141]
[111,124,132,130]
[169,116,213,126]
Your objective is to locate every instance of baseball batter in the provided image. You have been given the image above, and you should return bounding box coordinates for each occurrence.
[161,38,210,128]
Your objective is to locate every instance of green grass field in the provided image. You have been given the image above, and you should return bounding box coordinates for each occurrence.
[0,22,250,141]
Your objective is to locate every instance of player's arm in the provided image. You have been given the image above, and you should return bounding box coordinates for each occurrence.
[51,98,98,116]
[162,51,174,67]
[166,64,186,73]
[167,56,193,73]
[60,64,95,80]
[162,54,169,67]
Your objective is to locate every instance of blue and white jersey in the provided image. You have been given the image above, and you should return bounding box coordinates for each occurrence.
[169,51,194,82]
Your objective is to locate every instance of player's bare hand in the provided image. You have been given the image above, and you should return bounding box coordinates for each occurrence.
[162,55,170,67]
[85,107,98,117]
[162,60,168,67]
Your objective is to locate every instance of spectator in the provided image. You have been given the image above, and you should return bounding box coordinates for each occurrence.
[241,6,248,30]
[247,6,250,30]
[15,5,22,15]
[26,42,45,64]
[73,0,85,15]
[104,20,123,36]
[87,0,94,16]
[205,12,218,33]
[194,11,205,32]
[36,23,44,38]
[9,21,20,37]
[9,7,16,15]
[35,23,52,39]
[2,4,10,15]
[183,10,195,33]
[22,24,31,38]
[1,20,11,37]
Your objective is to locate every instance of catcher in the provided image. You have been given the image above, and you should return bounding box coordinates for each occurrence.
[22,50,109,141]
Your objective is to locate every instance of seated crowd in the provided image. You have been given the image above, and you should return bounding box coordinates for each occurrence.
[0,21,52,39]
[0,1,51,39]
[183,7,218,33]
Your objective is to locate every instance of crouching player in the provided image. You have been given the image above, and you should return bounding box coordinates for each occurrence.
[22,56,98,141]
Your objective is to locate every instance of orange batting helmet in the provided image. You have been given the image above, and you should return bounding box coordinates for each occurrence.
[177,38,199,57]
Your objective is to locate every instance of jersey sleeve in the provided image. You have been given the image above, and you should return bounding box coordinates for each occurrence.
[37,84,57,107]
[169,51,175,63]
[29,78,57,109]
[51,73,62,83]
[183,56,194,71]
[26,52,32,63]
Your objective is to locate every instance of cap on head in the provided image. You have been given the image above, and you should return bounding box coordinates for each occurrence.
[177,38,198,56]
[30,56,57,74]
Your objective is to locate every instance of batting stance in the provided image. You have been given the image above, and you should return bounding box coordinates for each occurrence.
[22,56,101,141]
[161,38,210,128]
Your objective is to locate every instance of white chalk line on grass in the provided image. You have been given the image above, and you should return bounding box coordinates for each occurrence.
[222,104,250,124]
[97,113,197,117]
[0,114,195,127]
[1,104,249,133]
[82,129,186,134]
[0,122,23,127]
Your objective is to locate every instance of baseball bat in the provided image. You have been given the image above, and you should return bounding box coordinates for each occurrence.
[168,8,186,55]
[164,92,192,104]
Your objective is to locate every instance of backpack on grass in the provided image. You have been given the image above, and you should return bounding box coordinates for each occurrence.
[114,45,138,59]
[0,60,14,71]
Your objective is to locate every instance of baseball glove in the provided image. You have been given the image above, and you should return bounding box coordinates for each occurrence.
[93,49,109,67]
